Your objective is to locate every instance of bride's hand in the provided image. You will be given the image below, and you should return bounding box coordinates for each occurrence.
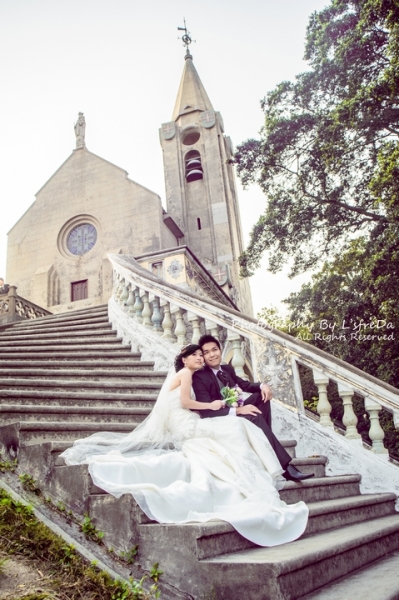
[210,400,225,411]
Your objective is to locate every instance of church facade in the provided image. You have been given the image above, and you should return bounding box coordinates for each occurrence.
[6,50,253,316]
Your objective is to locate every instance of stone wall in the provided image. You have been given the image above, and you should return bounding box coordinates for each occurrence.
[7,148,176,310]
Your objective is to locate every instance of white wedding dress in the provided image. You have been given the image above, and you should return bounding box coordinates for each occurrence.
[61,372,308,547]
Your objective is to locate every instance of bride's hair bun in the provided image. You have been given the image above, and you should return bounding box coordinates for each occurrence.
[174,343,201,372]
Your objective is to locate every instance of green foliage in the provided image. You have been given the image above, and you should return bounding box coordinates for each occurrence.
[235,0,399,277]
[80,514,105,543]
[119,545,139,564]
[284,231,399,388]
[0,489,158,599]
[149,562,163,582]
[19,473,40,494]
[0,453,18,473]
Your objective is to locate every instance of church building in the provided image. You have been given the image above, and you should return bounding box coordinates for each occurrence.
[6,45,253,317]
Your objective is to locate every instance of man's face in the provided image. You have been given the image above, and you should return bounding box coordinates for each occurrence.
[201,342,222,369]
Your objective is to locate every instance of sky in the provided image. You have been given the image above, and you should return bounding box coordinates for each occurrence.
[0,0,328,315]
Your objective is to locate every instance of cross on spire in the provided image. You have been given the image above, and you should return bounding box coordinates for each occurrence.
[177,19,195,58]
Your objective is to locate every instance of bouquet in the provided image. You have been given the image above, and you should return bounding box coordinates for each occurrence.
[221,385,245,408]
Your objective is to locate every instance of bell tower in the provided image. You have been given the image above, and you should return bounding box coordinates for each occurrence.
[160,26,253,315]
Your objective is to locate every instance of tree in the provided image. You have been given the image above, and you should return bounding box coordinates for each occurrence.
[284,224,399,387]
[235,0,399,277]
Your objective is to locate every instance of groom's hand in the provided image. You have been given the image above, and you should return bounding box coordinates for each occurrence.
[236,404,262,416]
[261,383,272,402]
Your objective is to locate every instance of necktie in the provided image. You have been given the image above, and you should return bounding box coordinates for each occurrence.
[217,370,229,387]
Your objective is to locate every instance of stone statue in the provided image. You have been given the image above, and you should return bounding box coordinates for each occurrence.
[74,112,86,148]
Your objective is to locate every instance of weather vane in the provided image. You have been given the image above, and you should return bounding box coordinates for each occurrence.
[177,19,195,53]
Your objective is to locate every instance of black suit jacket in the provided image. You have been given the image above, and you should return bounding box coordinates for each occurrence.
[192,364,261,419]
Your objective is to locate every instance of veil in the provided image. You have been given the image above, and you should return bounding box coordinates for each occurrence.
[60,367,181,465]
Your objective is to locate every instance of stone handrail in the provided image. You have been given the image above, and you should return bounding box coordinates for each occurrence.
[108,253,399,457]
[0,285,51,325]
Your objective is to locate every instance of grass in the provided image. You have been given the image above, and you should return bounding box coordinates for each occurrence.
[0,489,160,600]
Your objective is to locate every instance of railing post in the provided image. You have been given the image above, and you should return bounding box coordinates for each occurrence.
[337,383,361,441]
[226,330,246,378]
[205,319,219,341]
[151,296,163,333]
[174,308,187,345]
[141,292,152,328]
[126,286,136,315]
[161,301,176,342]
[133,289,144,323]
[365,397,389,455]
[313,370,333,427]
[187,312,201,345]
[115,277,124,303]
[120,283,129,307]
[8,285,17,319]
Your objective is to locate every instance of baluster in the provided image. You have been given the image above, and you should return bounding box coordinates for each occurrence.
[365,397,389,455]
[141,292,152,328]
[174,308,187,345]
[8,286,17,319]
[115,277,124,303]
[151,296,163,333]
[226,330,246,378]
[187,312,201,345]
[133,289,144,323]
[120,283,129,307]
[337,383,361,441]
[112,272,120,295]
[126,286,135,315]
[161,302,176,342]
[312,370,333,427]
[205,319,220,341]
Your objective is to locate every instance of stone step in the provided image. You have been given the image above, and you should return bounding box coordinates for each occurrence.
[0,340,128,351]
[89,486,393,551]
[0,328,115,342]
[279,474,361,504]
[300,550,399,599]
[0,378,163,392]
[10,307,109,329]
[202,514,399,599]
[0,404,152,423]
[0,359,153,370]
[0,389,159,404]
[304,492,397,537]
[15,420,142,443]
[0,350,139,360]
[7,315,111,334]
[0,321,112,337]
[129,492,398,563]
[0,368,165,381]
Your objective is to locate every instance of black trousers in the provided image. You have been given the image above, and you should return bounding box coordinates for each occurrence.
[240,392,291,470]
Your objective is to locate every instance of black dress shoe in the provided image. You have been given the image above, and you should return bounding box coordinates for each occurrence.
[283,464,315,482]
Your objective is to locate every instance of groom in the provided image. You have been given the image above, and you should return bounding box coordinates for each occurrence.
[192,334,314,482]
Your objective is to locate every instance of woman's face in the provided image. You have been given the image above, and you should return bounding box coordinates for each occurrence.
[184,349,204,371]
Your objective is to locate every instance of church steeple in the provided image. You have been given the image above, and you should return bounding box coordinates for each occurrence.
[172,53,214,121]
[159,34,253,315]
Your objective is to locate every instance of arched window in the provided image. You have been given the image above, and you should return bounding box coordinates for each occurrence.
[185,150,203,182]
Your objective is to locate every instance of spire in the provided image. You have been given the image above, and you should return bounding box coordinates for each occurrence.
[173,21,213,121]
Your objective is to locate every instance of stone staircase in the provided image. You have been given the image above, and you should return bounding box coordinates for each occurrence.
[0,305,164,449]
[1,305,399,599]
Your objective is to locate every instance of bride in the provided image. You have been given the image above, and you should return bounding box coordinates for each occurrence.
[61,344,308,547]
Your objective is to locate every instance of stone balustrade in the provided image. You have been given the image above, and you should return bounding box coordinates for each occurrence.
[0,285,51,325]
[108,253,399,458]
